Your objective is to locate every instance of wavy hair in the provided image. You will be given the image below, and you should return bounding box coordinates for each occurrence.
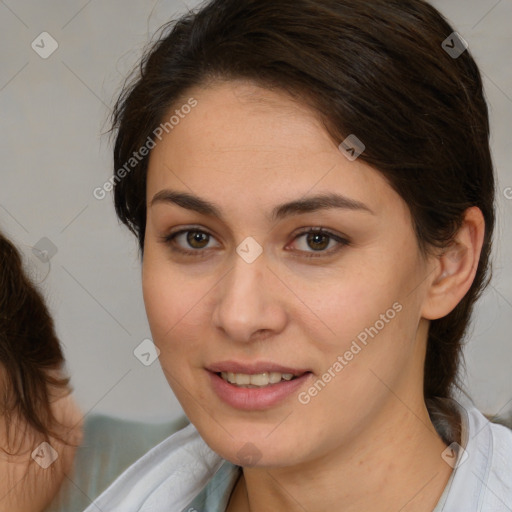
[0,231,73,453]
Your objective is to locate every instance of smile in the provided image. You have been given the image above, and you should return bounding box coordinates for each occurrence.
[208,369,312,410]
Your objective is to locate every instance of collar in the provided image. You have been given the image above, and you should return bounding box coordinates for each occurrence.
[84,402,512,512]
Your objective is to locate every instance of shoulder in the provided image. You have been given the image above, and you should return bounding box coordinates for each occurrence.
[45,414,189,512]
[77,413,190,474]
[79,421,229,512]
[468,405,512,467]
[486,416,512,483]
[446,407,512,512]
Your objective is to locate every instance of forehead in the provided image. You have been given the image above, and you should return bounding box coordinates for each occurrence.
[146,80,399,219]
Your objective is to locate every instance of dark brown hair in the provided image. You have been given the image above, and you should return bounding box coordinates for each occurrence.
[110,0,494,406]
[0,231,71,452]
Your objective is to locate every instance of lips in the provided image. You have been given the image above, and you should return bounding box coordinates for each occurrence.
[206,361,313,410]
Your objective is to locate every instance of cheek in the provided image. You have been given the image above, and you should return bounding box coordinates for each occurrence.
[142,252,184,344]
[289,265,398,348]
[295,252,420,386]
[141,252,210,364]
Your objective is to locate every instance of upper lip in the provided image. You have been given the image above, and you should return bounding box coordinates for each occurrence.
[207,361,311,376]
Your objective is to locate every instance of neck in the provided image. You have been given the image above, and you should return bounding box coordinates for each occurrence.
[228,397,454,512]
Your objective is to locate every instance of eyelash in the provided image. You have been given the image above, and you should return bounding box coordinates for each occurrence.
[160,226,350,259]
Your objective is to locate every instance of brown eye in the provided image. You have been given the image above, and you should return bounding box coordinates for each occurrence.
[305,232,330,251]
[186,230,210,249]
[289,227,350,258]
[161,227,220,257]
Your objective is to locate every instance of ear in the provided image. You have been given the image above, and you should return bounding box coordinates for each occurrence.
[421,207,486,320]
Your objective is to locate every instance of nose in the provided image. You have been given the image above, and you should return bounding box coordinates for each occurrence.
[211,250,287,343]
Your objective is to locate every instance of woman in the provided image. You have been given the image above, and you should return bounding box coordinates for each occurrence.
[0,231,83,511]
[84,0,512,510]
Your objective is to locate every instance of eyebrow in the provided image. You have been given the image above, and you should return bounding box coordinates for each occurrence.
[150,189,375,222]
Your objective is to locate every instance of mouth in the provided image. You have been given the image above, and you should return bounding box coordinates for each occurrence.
[206,362,313,410]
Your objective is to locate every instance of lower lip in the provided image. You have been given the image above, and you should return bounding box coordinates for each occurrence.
[208,371,312,410]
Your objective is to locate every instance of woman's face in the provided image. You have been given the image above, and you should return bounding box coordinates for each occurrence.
[142,80,435,467]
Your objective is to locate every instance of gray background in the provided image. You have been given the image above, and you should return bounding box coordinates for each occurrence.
[0,0,511,423]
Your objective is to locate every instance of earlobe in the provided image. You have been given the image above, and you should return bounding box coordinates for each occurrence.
[421,207,485,320]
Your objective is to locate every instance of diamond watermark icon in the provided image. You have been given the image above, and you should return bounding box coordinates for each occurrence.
[18,243,51,284]
[134,338,160,366]
[442,32,468,59]
[32,237,58,263]
[441,442,468,468]
[32,442,59,469]
[338,134,365,161]
[31,32,59,59]
[236,236,263,264]
[236,442,262,466]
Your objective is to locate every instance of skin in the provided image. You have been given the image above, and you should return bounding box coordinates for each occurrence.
[0,371,83,512]
[142,80,485,511]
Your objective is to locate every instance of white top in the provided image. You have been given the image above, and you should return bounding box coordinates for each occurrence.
[82,403,512,511]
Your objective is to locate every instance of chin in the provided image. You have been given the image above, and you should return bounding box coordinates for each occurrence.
[197,425,303,468]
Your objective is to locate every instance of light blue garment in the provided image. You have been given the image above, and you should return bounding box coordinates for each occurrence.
[81,403,512,511]
[432,402,512,510]
[46,414,189,512]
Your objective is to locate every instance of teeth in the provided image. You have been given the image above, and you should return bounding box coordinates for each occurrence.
[269,372,283,384]
[220,371,298,387]
[235,373,251,385]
